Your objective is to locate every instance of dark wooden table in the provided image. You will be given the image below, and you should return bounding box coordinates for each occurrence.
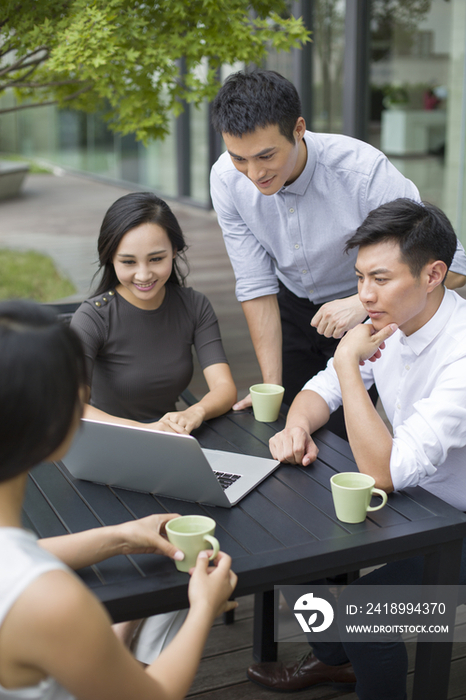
[23,410,466,700]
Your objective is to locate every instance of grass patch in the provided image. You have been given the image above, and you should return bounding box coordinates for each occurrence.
[26,161,54,175]
[0,153,53,174]
[0,248,76,301]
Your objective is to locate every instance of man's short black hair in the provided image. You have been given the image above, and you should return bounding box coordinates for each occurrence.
[211,69,302,144]
[345,198,457,278]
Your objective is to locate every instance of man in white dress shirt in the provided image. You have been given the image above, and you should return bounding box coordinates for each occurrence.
[210,70,466,437]
[247,198,466,699]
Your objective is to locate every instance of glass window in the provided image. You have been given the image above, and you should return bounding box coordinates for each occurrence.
[369,0,466,244]
[311,0,346,134]
[266,0,346,134]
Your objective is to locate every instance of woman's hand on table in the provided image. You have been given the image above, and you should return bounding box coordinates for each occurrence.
[188,551,238,621]
[158,404,206,434]
[148,418,190,434]
[83,404,188,435]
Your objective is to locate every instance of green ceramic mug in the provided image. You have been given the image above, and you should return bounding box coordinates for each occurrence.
[165,515,220,572]
[330,472,388,524]
[249,383,285,422]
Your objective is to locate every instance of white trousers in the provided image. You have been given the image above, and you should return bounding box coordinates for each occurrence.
[133,609,189,664]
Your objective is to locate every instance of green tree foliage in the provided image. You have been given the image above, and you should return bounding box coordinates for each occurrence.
[0,0,310,142]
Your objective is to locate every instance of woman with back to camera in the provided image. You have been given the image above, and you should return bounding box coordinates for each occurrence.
[70,191,236,435]
[0,300,237,700]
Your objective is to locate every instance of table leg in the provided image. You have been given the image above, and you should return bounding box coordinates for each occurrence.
[412,538,462,700]
[253,590,278,662]
[223,607,235,625]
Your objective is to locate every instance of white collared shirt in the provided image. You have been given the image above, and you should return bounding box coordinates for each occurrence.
[210,132,466,304]
[303,289,466,510]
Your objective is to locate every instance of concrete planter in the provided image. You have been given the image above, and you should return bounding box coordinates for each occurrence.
[0,161,30,200]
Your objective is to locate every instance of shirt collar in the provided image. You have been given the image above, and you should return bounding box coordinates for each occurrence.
[280,131,317,196]
[399,288,453,355]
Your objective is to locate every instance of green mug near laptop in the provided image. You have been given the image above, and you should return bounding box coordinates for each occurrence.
[165,515,220,572]
[250,383,285,422]
[330,472,387,524]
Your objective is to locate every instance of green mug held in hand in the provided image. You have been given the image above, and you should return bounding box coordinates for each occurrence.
[330,472,388,524]
[165,515,220,572]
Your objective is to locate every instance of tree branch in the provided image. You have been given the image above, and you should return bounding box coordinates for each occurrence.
[1,78,83,90]
[0,83,94,115]
[1,63,41,88]
[0,46,49,78]
[0,42,17,58]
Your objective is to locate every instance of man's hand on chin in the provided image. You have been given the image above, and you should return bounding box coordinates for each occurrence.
[334,322,398,370]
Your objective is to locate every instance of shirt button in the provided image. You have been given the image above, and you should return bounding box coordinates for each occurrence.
[309,289,314,294]
[302,270,308,275]
[396,403,401,410]
[295,244,300,249]
[405,364,410,370]
[289,207,295,213]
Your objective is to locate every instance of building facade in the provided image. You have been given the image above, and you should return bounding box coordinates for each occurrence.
[1,0,465,241]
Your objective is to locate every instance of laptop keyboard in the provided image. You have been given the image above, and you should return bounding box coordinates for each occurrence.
[214,471,242,490]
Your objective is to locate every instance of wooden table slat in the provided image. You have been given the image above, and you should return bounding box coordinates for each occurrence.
[313,439,360,473]
[196,417,273,458]
[23,474,69,538]
[255,470,348,540]
[31,462,104,531]
[220,410,287,443]
[237,490,322,547]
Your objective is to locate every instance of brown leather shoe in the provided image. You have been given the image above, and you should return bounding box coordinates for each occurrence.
[247,652,356,692]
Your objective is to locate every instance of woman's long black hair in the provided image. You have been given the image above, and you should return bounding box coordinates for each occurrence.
[0,300,86,482]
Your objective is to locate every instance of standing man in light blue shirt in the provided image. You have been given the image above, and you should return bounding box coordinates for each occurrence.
[210,70,466,429]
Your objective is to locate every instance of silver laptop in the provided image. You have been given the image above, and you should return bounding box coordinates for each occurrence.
[60,418,280,507]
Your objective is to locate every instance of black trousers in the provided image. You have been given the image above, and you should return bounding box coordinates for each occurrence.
[277,282,378,440]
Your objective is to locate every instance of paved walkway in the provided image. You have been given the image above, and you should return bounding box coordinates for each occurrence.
[0,172,221,299]
[0,173,128,300]
[0,171,258,397]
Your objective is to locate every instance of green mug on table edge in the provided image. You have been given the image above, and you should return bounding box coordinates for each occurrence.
[330,472,388,524]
